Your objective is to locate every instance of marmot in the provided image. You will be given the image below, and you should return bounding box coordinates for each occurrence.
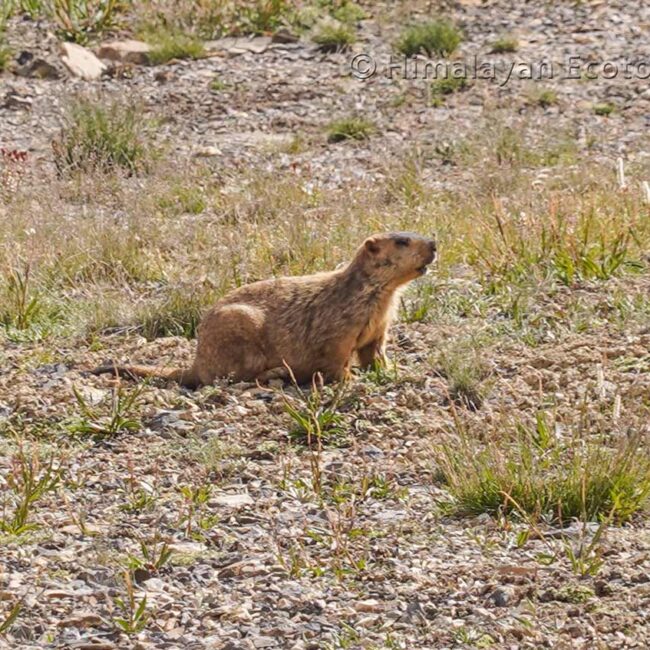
[93,232,436,388]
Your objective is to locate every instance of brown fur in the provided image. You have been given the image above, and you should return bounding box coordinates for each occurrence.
[92,232,436,388]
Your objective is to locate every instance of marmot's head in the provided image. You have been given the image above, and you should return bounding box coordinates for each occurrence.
[357,232,437,286]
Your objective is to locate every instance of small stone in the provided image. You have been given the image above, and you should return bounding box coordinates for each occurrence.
[272,28,300,44]
[488,586,516,607]
[252,636,277,648]
[194,146,222,158]
[60,42,107,80]
[57,611,103,628]
[3,92,32,110]
[213,493,254,508]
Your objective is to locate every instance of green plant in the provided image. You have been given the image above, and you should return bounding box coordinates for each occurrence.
[490,36,518,53]
[126,537,173,575]
[436,411,650,524]
[113,571,149,635]
[0,599,22,634]
[68,383,144,438]
[1,265,43,331]
[312,22,356,52]
[594,102,615,116]
[145,28,205,65]
[178,483,218,539]
[52,0,122,44]
[327,116,375,143]
[284,375,348,448]
[209,77,227,92]
[53,97,153,175]
[1,446,63,536]
[0,39,11,72]
[396,20,461,58]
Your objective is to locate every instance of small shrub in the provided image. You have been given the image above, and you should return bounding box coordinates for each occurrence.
[436,412,650,524]
[53,97,153,175]
[396,20,461,58]
[490,36,518,53]
[145,29,205,64]
[312,23,356,52]
[327,116,375,143]
[594,102,615,116]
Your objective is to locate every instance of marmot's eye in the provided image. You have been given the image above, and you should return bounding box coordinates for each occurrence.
[395,237,410,247]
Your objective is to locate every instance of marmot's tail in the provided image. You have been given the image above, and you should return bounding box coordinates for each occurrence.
[91,364,200,389]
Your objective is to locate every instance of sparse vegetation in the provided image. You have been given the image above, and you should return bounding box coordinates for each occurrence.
[397,20,461,57]
[2,2,649,647]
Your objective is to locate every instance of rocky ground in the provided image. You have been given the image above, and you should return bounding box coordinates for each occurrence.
[1,1,650,649]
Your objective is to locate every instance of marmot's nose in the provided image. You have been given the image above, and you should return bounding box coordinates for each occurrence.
[428,238,437,252]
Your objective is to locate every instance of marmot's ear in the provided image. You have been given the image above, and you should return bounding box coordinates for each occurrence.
[365,237,380,255]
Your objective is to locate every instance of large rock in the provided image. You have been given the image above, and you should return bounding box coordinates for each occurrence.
[96,39,151,65]
[60,42,106,80]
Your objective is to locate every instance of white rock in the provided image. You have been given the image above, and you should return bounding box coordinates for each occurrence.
[60,42,106,80]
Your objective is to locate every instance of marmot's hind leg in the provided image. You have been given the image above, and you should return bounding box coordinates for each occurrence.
[194,304,271,384]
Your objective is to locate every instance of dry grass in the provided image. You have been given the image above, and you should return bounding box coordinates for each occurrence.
[1,115,648,344]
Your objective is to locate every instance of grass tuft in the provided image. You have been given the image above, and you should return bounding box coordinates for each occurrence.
[145,29,205,64]
[326,116,375,143]
[396,20,461,58]
[312,22,356,52]
[436,412,650,524]
[593,102,615,116]
[490,36,518,53]
[53,97,154,175]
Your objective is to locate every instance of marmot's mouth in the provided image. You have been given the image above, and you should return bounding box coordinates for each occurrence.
[416,264,429,274]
